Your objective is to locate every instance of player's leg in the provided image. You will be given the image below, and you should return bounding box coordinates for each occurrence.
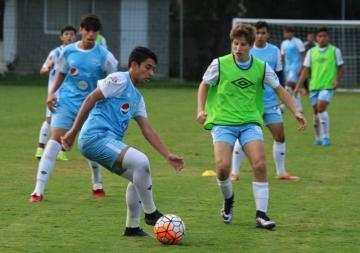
[316,89,334,146]
[29,127,67,202]
[240,124,275,229]
[35,116,51,159]
[288,80,303,113]
[87,160,105,197]
[310,91,322,145]
[231,139,245,181]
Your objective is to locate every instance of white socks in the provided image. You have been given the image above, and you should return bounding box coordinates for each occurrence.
[39,121,51,144]
[252,181,269,213]
[232,140,245,175]
[318,111,330,139]
[121,147,156,214]
[88,160,103,187]
[33,140,61,195]
[125,182,142,228]
[273,141,286,176]
[217,177,233,199]
[313,114,321,141]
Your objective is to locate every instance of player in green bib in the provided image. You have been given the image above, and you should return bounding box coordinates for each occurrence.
[197,24,306,229]
[295,27,345,146]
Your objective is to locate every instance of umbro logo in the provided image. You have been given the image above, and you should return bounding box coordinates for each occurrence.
[231,78,254,89]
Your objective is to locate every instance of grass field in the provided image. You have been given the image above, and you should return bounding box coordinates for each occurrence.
[0,79,359,253]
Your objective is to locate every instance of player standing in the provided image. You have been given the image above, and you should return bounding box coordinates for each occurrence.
[281,27,305,112]
[231,21,300,182]
[61,46,185,236]
[35,25,77,161]
[29,14,118,202]
[197,24,306,229]
[295,27,344,146]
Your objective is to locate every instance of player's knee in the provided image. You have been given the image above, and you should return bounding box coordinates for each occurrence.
[127,149,150,174]
[215,159,231,172]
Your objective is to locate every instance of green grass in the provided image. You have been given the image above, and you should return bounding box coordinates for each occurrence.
[0,80,359,253]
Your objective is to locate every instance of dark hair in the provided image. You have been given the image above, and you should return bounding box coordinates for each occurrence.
[317,26,329,34]
[230,24,255,45]
[128,46,158,68]
[284,27,294,33]
[80,14,101,32]
[255,21,269,32]
[61,25,77,35]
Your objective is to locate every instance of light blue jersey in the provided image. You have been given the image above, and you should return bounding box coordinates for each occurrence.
[251,43,281,109]
[281,37,304,72]
[80,72,147,141]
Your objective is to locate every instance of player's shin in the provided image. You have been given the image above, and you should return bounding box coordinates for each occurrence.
[273,141,286,176]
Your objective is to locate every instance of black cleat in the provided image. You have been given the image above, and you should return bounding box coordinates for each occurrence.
[144,210,163,226]
[123,227,151,237]
[255,211,276,230]
[220,193,234,224]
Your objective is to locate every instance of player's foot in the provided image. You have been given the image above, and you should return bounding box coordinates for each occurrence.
[322,137,331,146]
[313,139,322,145]
[35,147,44,160]
[29,193,43,203]
[276,172,300,181]
[144,210,163,226]
[230,172,239,181]
[256,210,276,230]
[220,193,234,224]
[123,227,151,237]
[57,151,69,161]
[92,183,105,198]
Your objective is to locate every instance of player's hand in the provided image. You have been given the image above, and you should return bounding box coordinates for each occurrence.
[61,130,76,151]
[197,111,207,124]
[47,93,57,112]
[167,153,185,173]
[47,60,55,70]
[295,112,307,130]
[332,80,338,90]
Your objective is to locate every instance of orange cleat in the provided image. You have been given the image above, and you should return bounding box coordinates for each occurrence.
[230,172,239,181]
[276,172,300,181]
[29,194,43,203]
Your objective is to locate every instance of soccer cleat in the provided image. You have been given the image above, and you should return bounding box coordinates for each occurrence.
[144,210,163,226]
[322,137,331,146]
[256,211,276,230]
[57,151,69,161]
[276,172,300,181]
[29,194,43,203]
[92,183,105,198]
[230,172,239,181]
[220,193,234,224]
[123,227,151,237]
[313,139,322,145]
[35,147,44,160]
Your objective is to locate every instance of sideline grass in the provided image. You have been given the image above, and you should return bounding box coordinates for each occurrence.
[0,81,359,253]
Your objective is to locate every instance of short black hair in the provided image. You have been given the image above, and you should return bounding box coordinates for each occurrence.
[255,21,269,32]
[317,26,329,34]
[284,27,294,33]
[61,25,77,35]
[80,14,101,32]
[128,47,158,68]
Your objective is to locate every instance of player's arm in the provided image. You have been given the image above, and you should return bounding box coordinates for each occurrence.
[40,51,55,75]
[134,116,184,172]
[47,72,66,112]
[294,50,310,95]
[61,88,105,150]
[265,64,307,130]
[197,81,209,124]
[333,48,345,89]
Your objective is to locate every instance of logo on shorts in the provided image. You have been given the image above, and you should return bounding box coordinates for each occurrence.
[77,81,88,90]
[231,78,254,89]
[70,67,78,76]
[120,103,130,114]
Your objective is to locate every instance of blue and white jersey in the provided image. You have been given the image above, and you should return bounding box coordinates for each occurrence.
[251,43,282,109]
[280,37,305,72]
[42,46,63,93]
[79,72,147,141]
[56,41,118,110]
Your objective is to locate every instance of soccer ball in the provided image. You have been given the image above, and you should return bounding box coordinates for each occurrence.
[153,214,185,245]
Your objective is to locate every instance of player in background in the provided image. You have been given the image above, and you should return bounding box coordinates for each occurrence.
[294,27,344,146]
[29,14,118,203]
[303,32,317,95]
[35,25,77,161]
[96,34,107,48]
[281,27,305,113]
[231,21,300,182]
[197,24,306,229]
[61,46,185,236]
